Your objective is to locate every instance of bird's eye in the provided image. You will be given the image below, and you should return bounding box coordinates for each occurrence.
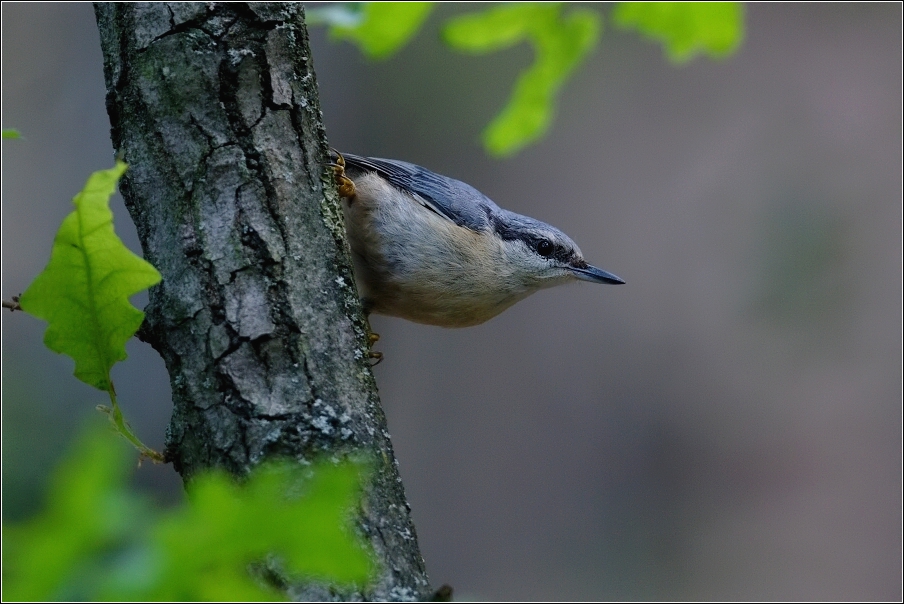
[536,239,555,258]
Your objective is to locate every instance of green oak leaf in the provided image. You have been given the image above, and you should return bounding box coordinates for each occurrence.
[18,161,161,391]
[613,2,744,63]
[328,2,434,60]
[444,4,601,157]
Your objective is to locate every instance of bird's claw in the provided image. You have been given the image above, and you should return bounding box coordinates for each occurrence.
[367,331,382,366]
[329,148,356,199]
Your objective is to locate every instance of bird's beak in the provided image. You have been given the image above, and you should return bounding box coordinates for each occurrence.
[569,264,625,285]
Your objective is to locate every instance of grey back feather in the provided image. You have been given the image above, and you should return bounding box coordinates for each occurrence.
[338,153,498,232]
[336,152,585,265]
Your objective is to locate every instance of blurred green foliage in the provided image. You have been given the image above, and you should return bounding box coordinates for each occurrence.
[2,421,151,601]
[2,421,375,601]
[2,128,22,139]
[613,2,745,63]
[17,161,163,459]
[444,4,600,157]
[311,2,744,157]
[316,3,435,59]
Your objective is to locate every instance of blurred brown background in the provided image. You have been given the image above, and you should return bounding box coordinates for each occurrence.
[2,3,901,601]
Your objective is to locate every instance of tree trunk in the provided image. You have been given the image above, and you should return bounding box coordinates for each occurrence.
[94,3,431,600]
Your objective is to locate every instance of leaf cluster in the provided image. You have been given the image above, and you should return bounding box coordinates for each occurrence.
[2,423,375,601]
[308,2,745,157]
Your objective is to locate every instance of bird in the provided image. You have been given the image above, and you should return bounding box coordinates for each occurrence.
[330,150,624,329]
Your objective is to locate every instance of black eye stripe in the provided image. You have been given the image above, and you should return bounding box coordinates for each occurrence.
[488,214,576,264]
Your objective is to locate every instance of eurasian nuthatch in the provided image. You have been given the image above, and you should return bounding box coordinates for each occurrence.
[331,151,623,328]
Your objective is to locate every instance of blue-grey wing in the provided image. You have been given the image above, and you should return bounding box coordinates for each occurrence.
[337,152,498,232]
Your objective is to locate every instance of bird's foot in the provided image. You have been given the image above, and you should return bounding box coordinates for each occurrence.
[329,148,356,199]
[366,331,383,366]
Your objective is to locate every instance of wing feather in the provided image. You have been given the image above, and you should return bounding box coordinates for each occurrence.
[337,152,497,232]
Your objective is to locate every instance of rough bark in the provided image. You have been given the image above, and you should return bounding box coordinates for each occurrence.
[93,3,431,600]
